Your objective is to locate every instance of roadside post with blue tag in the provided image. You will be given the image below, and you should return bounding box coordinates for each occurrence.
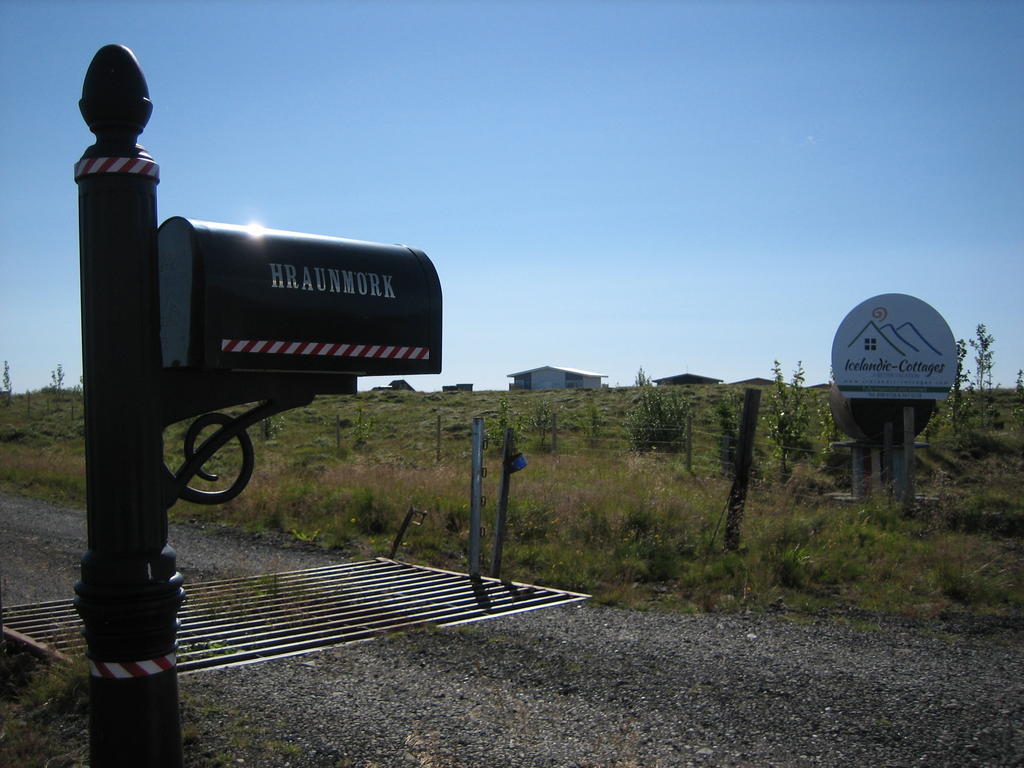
[490,430,527,578]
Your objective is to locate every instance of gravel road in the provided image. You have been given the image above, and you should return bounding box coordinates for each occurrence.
[0,491,345,605]
[2,491,1022,767]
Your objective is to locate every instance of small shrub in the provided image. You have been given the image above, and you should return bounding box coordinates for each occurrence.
[1013,369,1024,431]
[485,395,523,449]
[581,394,604,444]
[625,386,691,453]
[528,399,555,451]
[352,404,374,447]
[49,363,65,400]
[969,324,997,427]
[1,362,10,409]
[945,339,978,441]
[260,415,283,440]
[765,360,811,478]
[776,544,811,588]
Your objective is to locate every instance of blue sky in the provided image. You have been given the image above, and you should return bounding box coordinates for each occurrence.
[1,0,1021,393]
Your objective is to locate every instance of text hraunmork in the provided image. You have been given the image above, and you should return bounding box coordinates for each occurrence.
[269,263,396,299]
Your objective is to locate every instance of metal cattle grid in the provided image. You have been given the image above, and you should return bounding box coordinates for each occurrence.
[1,558,590,672]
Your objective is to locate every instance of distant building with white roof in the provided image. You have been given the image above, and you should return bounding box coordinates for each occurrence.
[507,366,608,391]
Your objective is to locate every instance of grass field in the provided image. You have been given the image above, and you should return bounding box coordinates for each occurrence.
[2,381,1021,618]
[1,381,1023,767]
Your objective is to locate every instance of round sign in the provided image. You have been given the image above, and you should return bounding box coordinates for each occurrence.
[831,293,956,400]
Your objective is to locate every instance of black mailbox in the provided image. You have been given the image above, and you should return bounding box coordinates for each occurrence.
[158,217,441,376]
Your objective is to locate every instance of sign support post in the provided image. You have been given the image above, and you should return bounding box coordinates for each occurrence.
[902,406,916,511]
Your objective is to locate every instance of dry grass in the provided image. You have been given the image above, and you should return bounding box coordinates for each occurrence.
[1,386,1022,615]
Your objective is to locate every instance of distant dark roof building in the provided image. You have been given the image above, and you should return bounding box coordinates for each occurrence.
[373,379,415,391]
[654,374,723,386]
[729,377,774,386]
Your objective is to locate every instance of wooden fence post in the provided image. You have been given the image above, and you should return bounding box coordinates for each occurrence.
[725,388,761,551]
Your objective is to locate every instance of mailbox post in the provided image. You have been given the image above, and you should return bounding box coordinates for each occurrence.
[74,45,184,767]
[74,45,442,765]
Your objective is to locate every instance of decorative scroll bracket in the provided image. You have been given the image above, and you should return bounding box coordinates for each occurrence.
[159,369,356,511]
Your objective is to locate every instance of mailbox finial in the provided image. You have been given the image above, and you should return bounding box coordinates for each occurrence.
[80,44,153,141]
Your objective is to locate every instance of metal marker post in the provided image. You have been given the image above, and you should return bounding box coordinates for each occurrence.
[469,418,484,577]
[73,46,183,767]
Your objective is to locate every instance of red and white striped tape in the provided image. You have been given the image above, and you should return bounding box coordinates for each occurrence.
[74,156,160,180]
[221,339,430,361]
[90,653,176,679]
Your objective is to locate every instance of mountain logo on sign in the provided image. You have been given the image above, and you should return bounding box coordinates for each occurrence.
[846,320,943,357]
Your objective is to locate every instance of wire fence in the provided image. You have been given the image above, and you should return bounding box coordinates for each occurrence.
[5,385,1012,509]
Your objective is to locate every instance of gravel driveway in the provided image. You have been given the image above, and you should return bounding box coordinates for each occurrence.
[2,491,1021,767]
